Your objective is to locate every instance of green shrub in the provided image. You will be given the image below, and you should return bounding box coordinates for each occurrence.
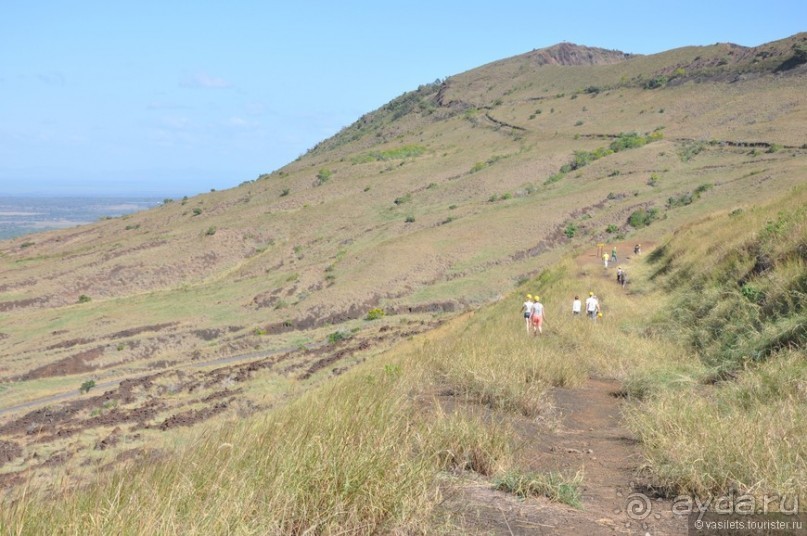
[606,224,619,233]
[393,193,412,205]
[366,308,385,321]
[205,226,217,236]
[470,161,487,173]
[564,223,578,238]
[315,168,332,185]
[644,75,668,89]
[667,192,695,208]
[78,295,91,304]
[679,141,705,161]
[628,208,659,228]
[79,380,96,394]
[192,207,202,216]
[327,331,350,344]
[280,188,290,197]
[610,132,647,152]
[405,215,416,223]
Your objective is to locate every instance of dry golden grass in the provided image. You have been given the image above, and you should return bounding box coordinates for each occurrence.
[1,37,806,530]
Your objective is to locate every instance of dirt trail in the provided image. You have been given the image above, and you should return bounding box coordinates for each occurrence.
[443,379,686,535]
[443,240,689,534]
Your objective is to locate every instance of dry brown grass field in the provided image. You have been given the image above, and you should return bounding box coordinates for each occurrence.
[0,34,805,532]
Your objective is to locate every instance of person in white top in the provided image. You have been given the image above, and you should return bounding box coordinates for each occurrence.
[530,296,546,335]
[522,294,534,333]
[585,292,600,320]
[572,295,582,316]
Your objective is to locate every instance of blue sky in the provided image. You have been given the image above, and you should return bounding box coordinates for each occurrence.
[1,1,804,197]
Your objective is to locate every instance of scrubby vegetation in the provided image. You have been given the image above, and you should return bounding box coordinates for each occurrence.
[3,187,805,532]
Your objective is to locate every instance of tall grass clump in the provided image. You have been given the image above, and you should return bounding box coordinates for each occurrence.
[494,470,584,508]
[625,349,807,500]
[647,190,807,375]
[624,186,807,502]
[1,320,524,534]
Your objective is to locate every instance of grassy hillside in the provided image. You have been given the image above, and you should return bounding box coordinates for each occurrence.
[0,33,806,512]
[3,184,804,534]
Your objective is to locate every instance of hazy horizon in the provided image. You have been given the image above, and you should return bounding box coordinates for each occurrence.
[0,195,164,240]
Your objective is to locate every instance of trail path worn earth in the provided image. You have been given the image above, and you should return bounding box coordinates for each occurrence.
[442,241,691,534]
[443,378,686,535]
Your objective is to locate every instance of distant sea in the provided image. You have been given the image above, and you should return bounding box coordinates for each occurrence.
[0,196,163,241]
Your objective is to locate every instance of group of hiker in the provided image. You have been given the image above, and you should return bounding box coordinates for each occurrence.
[521,291,601,336]
[521,243,642,335]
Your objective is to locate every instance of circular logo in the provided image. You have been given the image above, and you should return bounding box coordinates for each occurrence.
[626,493,652,520]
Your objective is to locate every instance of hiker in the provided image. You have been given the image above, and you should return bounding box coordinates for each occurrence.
[572,295,582,316]
[522,294,534,333]
[634,243,641,255]
[611,247,618,263]
[530,295,546,335]
[618,268,627,288]
[585,292,600,320]
[616,267,624,286]
[602,253,609,268]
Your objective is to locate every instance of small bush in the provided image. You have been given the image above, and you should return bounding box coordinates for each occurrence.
[79,380,96,394]
[280,188,290,197]
[564,223,578,238]
[667,192,695,208]
[205,226,217,236]
[366,308,385,321]
[312,168,333,186]
[327,331,350,344]
[393,194,411,205]
[644,75,668,89]
[628,208,659,228]
[606,224,619,233]
[470,161,487,173]
[679,141,705,161]
[404,215,416,223]
[192,207,202,216]
[78,295,91,304]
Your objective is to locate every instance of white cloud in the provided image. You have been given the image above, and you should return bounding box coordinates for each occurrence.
[180,72,232,89]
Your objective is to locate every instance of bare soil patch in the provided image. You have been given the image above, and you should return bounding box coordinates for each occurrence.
[440,378,686,535]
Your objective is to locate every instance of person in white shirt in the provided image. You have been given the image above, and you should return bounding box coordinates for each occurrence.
[585,292,600,320]
[522,294,534,333]
[572,295,582,316]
